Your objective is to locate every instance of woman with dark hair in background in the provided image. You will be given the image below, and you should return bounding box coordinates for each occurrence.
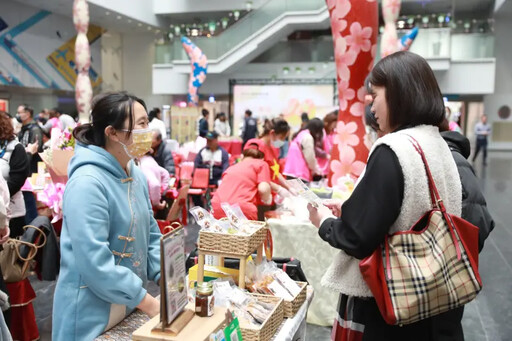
[52,92,161,340]
[317,112,338,176]
[257,118,291,197]
[284,118,324,182]
[308,51,468,340]
[148,107,166,139]
[0,111,29,238]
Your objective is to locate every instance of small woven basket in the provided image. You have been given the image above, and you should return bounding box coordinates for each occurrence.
[283,282,307,318]
[240,294,284,341]
[198,221,267,256]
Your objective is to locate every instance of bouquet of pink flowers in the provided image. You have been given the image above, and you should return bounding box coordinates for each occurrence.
[40,128,75,183]
[56,127,75,150]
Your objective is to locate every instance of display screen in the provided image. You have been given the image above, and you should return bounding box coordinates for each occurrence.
[232,84,336,136]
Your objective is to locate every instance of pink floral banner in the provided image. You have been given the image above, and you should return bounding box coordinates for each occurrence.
[327,0,378,186]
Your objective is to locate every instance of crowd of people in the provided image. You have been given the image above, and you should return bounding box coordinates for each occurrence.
[0,51,496,340]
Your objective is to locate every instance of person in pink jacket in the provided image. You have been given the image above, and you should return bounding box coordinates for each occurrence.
[139,154,170,211]
[284,118,324,182]
[317,112,338,176]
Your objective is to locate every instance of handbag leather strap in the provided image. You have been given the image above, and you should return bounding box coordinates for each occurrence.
[22,225,47,249]
[405,135,462,260]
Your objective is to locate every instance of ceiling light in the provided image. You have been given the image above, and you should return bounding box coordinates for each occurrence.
[221,17,229,29]
[246,1,253,11]
[437,15,444,24]
[208,95,215,103]
[208,22,216,34]
[397,20,405,29]
[174,26,181,35]
[168,32,174,40]
[282,67,289,75]
[191,28,199,36]
[407,17,414,25]
[233,11,240,20]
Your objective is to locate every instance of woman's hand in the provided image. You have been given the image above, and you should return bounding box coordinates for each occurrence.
[155,201,166,211]
[276,185,291,198]
[307,203,335,228]
[26,141,39,155]
[0,227,10,244]
[322,199,343,217]
[137,293,160,318]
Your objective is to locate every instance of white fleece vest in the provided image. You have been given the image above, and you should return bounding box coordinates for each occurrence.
[321,125,462,297]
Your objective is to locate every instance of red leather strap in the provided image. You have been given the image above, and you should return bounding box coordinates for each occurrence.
[405,134,461,260]
[384,234,392,280]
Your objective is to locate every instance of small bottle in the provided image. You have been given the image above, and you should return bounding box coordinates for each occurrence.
[195,282,214,317]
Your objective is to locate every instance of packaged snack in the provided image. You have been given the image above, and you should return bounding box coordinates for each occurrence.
[246,260,302,300]
[286,179,324,208]
[190,206,233,233]
[212,279,275,327]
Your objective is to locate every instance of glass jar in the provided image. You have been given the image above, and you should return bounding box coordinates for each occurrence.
[195,282,214,317]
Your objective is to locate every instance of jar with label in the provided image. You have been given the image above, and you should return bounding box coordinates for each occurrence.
[195,282,214,317]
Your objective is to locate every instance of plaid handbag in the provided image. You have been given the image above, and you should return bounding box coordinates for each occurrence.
[359,136,483,325]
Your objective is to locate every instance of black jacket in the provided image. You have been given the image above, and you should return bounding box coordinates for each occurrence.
[441,131,495,251]
[153,140,176,175]
[242,117,258,143]
[199,118,208,138]
[18,121,43,173]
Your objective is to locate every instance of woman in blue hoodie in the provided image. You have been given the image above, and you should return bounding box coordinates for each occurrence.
[52,93,161,340]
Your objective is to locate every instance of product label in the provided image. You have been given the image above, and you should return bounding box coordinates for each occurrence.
[207,295,215,317]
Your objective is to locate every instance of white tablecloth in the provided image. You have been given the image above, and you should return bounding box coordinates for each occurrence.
[268,217,339,326]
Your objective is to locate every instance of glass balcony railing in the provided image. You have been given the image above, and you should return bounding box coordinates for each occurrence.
[155,0,326,64]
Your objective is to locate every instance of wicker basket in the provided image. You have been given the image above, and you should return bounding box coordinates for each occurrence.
[198,221,267,256]
[240,294,284,341]
[283,282,308,318]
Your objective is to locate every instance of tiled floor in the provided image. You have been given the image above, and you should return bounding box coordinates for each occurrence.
[26,151,512,340]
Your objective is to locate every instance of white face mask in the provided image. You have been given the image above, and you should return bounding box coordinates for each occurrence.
[118,128,152,159]
[272,139,285,148]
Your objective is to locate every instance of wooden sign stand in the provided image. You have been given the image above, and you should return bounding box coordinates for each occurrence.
[152,309,195,336]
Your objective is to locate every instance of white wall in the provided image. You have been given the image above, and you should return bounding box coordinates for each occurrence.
[484,3,512,150]
[121,33,173,108]
[101,32,123,92]
[153,58,496,96]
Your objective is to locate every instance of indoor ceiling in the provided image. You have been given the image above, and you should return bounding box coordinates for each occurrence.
[12,0,163,34]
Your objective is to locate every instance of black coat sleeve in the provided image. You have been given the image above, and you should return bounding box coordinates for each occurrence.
[318,145,404,259]
[8,143,30,197]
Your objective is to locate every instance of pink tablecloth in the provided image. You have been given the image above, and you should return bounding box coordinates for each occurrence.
[218,140,242,156]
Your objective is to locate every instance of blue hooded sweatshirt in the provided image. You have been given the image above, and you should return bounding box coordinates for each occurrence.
[52,143,161,340]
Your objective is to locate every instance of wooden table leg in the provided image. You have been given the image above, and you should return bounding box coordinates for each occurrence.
[219,257,224,267]
[197,253,205,285]
[239,256,246,289]
[256,243,263,264]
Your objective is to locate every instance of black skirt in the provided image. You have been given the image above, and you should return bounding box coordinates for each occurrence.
[332,294,465,341]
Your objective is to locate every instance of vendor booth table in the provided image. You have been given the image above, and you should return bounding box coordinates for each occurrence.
[95,289,314,341]
[267,218,339,327]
